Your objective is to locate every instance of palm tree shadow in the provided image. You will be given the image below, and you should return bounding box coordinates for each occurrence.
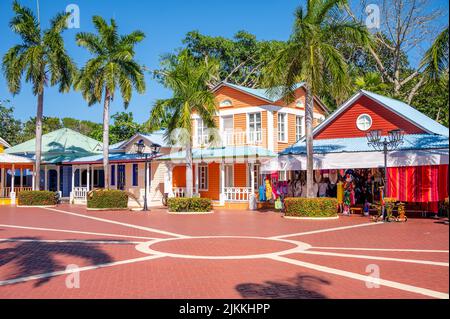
[0,237,115,287]
[236,274,330,299]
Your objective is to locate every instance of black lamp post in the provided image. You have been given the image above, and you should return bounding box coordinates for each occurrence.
[135,140,161,211]
[366,129,404,220]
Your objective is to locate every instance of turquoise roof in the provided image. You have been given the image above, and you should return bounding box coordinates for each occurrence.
[158,146,277,161]
[281,134,449,155]
[6,128,103,155]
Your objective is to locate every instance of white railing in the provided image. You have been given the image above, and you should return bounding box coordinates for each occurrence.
[0,187,33,198]
[172,187,186,198]
[72,187,88,200]
[224,187,252,202]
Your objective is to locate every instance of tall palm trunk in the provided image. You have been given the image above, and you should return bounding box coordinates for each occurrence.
[102,90,111,189]
[305,86,315,198]
[185,138,193,197]
[34,92,44,190]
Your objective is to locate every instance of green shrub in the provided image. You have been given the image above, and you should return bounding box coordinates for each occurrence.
[18,191,57,206]
[284,197,338,217]
[87,189,128,209]
[167,197,212,212]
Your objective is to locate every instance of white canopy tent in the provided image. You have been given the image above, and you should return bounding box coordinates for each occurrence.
[260,148,449,173]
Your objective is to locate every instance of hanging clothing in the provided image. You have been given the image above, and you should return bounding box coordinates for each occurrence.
[259,184,266,202]
[265,179,273,201]
[336,181,344,204]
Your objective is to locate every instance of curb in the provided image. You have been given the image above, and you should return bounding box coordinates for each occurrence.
[283,215,339,220]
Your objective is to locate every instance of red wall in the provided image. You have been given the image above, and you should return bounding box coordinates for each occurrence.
[315,96,425,139]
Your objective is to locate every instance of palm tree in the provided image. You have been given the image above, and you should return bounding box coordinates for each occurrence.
[263,0,370,197]
[420,27,449,82]
[354,72,390,94]
[407,27,448,104]
[74,16,145,188]
[149,50,219,197]
[2,1,76,191]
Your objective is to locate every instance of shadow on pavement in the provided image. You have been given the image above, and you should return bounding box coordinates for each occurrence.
[236,273,330,299]
[0,237,114,287]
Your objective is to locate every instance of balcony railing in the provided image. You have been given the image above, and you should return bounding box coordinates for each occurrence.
[224,187,252,202]
[172,187,186,198]
[194,129,266,148]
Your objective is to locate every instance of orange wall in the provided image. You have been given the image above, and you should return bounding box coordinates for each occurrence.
[215,86,269,108]
[171,163,249,201]
[198,163,220,200]
[315,96,425,139]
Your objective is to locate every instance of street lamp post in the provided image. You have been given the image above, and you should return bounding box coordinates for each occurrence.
[366,129,404,221]
[135,140,161,212]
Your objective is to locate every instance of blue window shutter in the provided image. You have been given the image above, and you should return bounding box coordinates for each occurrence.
[111,165,116,186]
[132,164,138,186]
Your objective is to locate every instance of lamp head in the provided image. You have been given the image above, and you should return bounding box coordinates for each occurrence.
[135,140,145,154]
[366,129,381,144]
[150,143,161,155]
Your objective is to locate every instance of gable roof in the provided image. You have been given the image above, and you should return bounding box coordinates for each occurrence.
[0,137,11,148]
[303,90,449,141]
[110,130,169,152]
[6,128,102,155]
[212,82,330,113]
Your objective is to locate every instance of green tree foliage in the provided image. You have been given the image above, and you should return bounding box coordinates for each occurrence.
[61,117,103,137]
[0,100,22,145]
[174,30,286,88]
[21,116,63,141]
[412,74,449,127]
[109,112,144,144]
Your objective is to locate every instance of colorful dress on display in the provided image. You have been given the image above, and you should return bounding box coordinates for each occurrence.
[336,181,344,204]
[265,179,272,201]
[343,182,352,207]
[259,184,266,202]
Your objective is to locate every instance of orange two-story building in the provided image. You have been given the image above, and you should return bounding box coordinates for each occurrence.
[158,82,329,209]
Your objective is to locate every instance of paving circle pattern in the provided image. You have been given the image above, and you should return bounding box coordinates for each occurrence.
[0,205,448,299]
[135,236,311,259]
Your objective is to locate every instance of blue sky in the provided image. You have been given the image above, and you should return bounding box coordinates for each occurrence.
[0,0,448,124]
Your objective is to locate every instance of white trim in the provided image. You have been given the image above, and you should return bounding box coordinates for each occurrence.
[267,111,274,152]
[246,111,263,144]
[277,112,288,143]
[198,164,208,191]
[356,113,373,131]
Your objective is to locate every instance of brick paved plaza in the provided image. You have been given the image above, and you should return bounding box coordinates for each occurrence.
[0,205,448,299]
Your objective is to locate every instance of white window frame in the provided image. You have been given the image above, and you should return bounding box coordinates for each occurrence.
[356,114,373,131]
[197,119,208,145]
[277,112,288,143]
[295,115,304,141]
[248,164,260,190]
[224,164,234,188]
[199,165,208,191]
[247,112,262,144]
